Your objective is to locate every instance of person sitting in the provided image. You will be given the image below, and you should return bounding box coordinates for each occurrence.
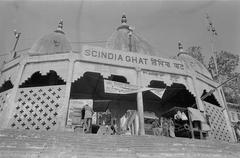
[174,111,182,120]
[97,120,117,135]
[124,128,131,135]
[174,111,188,121]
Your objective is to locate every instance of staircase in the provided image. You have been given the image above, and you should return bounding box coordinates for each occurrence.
[0,129,239,158]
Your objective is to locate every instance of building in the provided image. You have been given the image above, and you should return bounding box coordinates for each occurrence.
[0,15,236,142]
[228,103,240,123]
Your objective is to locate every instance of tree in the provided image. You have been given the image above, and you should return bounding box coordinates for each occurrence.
[209,51,240,104]
[184,46,240,104]
[186,46,205,66]
[216,51,239,77]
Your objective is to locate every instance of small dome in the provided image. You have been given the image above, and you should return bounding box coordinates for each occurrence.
[106,15,157,56]
[178,52,212,79]
[29,20,72,55]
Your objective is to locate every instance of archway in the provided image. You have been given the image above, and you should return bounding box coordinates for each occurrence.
[142,81,196,137]
[70,72,137,134]
[19,70,66,88]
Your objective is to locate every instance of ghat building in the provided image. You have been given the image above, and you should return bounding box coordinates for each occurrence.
[0,15,236,142]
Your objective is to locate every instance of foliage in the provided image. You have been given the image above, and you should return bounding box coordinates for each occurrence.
[186,47,240,104]
[186,46,205,66]
[214,51,240,104]
[216,51,239,77]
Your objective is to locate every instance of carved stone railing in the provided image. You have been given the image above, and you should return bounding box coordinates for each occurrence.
[8,85,66,131]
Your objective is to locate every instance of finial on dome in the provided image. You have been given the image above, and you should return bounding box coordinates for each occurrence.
[178,41,183,52]
[121,14,127,24]
[117,14,129,30]
[55,19,64,34]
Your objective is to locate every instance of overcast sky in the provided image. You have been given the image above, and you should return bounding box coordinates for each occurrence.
[0,0,239,61]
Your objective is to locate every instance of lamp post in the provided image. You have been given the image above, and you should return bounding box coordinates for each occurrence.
[12,30,21,59]
[206,13,219,81]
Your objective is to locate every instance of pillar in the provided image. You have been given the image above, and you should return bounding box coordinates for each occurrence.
[189,75,205,139]
[191,76,205,111]
[57,52,75,130]
[1,56,27,128]
[134,113,139,135]
[136,67,145,135]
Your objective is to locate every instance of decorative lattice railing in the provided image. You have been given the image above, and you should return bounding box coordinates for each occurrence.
[204,102,232,142]
[9,85,66,131]
[0,89,12,115]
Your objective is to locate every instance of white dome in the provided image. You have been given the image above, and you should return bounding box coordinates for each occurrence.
[29,30,71,55]
[178,52,212,79]
[106,15,158,56]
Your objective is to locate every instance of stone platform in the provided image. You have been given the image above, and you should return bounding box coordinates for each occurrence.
[0,129,239,158]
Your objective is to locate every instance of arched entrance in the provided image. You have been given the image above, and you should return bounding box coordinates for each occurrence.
[142,81,197,137]
[69,71,138,134]
[69,72,201,138]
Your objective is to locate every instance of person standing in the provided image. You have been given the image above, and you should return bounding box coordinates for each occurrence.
[83,104,94,133]
[152,119,162,136]
[169,118,175,138]
[162,118,169,137]
[234,121,240,142]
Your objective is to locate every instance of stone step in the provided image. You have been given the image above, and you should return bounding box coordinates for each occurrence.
[0,129,240,158]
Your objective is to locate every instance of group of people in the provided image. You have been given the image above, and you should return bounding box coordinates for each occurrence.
[152,117,175,138]
[80,105,117,135]
[80,105,177,137]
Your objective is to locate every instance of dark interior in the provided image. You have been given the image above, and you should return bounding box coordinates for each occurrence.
[201,89,220,107]
[0,80,14,93]
[70,72,196,115]
[19,70,66,88]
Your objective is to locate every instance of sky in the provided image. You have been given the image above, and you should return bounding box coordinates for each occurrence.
[0,0,240,62]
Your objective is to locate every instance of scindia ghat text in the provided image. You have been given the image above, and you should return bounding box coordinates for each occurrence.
[84,48,184,70]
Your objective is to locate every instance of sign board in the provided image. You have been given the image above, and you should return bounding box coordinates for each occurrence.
[104,80,139,94]
[104,80,165,98]
[67,99,93,126]
[81,45,186,75]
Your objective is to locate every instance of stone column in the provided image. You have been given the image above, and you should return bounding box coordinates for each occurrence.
[1,56,27,129]
[57,52,75,131]
[136,67,145,135]
[188,75,205,139]
[192,77,205,111]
